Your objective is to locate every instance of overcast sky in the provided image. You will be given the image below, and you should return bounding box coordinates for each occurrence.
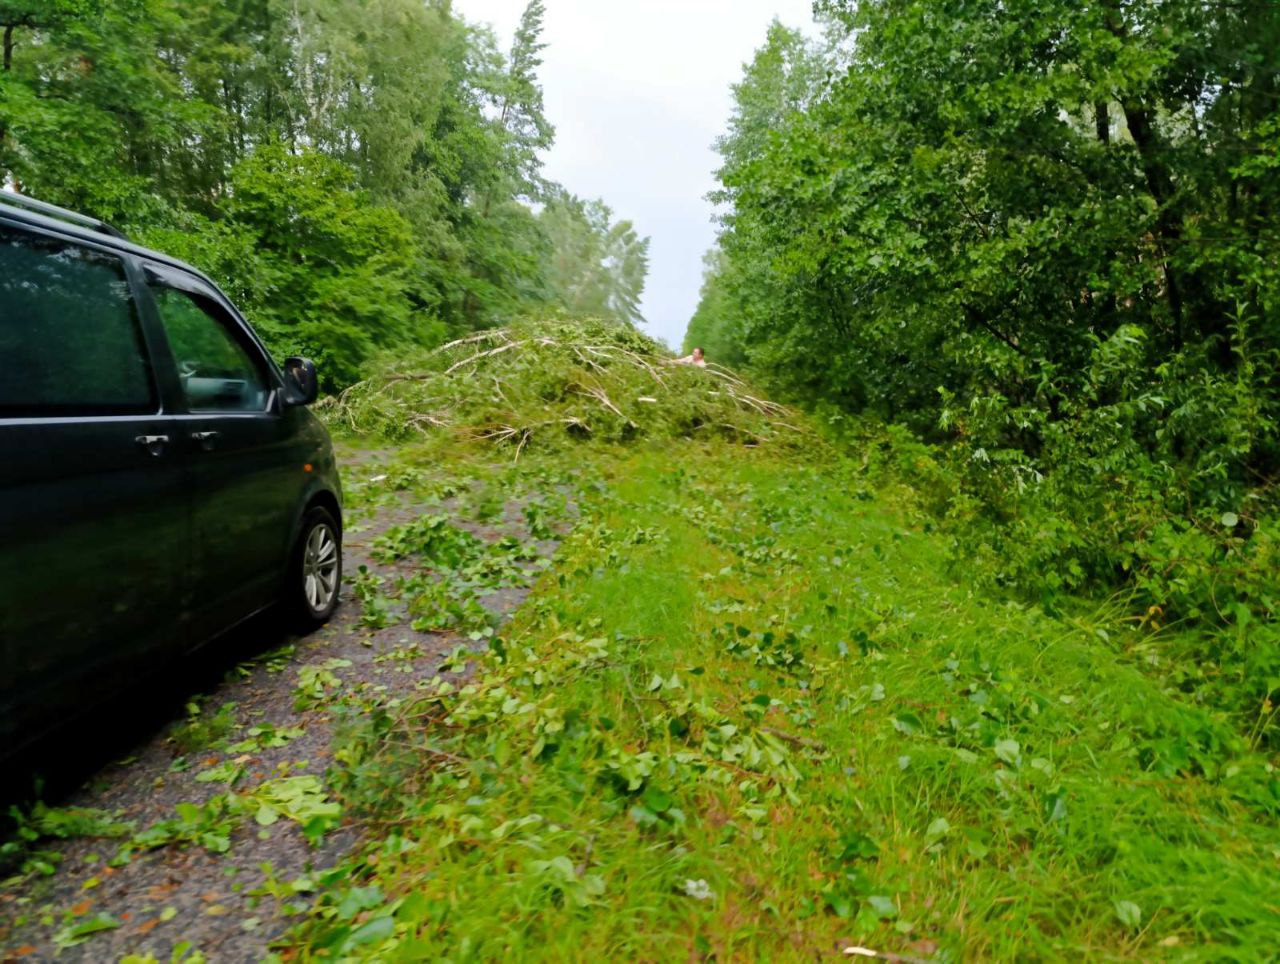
[455,0,817,349]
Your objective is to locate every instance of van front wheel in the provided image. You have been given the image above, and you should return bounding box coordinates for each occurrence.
[288,506,342,630]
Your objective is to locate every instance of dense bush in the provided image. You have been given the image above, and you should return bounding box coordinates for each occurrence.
[694,2,1280,639]
[136,147,425,389]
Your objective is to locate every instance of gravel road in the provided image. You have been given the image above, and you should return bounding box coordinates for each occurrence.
[0,450,555,962]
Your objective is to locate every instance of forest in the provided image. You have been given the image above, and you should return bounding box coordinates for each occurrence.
[0,0,650,387]
[689,1,1280,649]
[2,0,1280,960]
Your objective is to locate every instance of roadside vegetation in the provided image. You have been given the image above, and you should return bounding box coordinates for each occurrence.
[299,323,1275,958]
[689,2,1280,667]
[3,318,1277,958]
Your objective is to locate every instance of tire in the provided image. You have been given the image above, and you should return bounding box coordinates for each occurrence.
[287,506,342,630]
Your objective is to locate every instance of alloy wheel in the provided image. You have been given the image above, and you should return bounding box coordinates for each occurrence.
[302,522,339,613]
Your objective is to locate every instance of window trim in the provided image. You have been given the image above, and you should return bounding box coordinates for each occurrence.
[0,219,162,421]
[142,263,281,417]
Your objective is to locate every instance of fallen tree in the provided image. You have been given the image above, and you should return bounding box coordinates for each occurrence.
[319,318,803,454]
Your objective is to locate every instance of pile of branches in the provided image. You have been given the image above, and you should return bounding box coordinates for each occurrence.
[319,317,802,453]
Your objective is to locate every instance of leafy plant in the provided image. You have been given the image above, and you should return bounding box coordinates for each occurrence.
[226,723,306,754]
[1,802,133,876]
[124,796,241,858]
[169,701,239,755]
[406,580,496,636]
[53,914,121,950]
[294,659,353,711]
[352,565,396,629]
[246,777,342,845]
[373,515,485,568]
[691,0,1280,672]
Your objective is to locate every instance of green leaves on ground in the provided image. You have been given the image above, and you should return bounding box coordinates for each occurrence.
[359,498,554,637]
[53,913,120,950]
[374,514,484,567]
[122,778,342,862]
[284,445,1280,958]
[1,802,133,877]
[169,701,238,755]
[294,659,352,711]
[125,797,240,857]
[250,776,342,845]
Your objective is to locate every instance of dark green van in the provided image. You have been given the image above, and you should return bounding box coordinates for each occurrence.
[0,194,343,758]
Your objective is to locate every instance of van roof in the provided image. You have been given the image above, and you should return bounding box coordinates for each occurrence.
[0,193,217,289]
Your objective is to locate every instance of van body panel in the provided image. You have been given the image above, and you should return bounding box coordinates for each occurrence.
[0,419,189,755]
[0,200,343,757]
[176,406,313,642]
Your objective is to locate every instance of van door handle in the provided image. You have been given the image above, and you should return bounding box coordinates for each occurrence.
[191,430,220,450]
[135,434,170,456]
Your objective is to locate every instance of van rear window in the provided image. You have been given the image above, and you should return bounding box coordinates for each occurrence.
[0,224,156,417]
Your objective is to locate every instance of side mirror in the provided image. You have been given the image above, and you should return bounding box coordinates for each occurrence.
[283,356,319,406]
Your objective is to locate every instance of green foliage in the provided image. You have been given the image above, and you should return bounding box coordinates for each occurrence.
[681,248,745,365]
[1,801,132,877]
[125,796,240,857]
[227,723,304,754]
[13,802,132,843]
[373,513,484,567]
[294,658,352,711]
[116,777,342,863]
[540,193,651,326]
[358,493,553,638]
[322,317,805,452]
[351,565,395,629]
[168,699,238,755]
[405,578,496,636]
[0,0,649,388]
[498,0,555,198]
[284,444,1280,958]
[0,0,210,222]
[53,913,120,950]
[186,144,418,388]
[249,776,342,844]
[686,18,823,368]
[698,1,1280,645]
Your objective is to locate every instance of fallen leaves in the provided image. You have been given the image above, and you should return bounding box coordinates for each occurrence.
[53,914,120,950]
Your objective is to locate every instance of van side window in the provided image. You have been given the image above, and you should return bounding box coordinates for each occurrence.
[149,285,271,413]
[0,225,156,417]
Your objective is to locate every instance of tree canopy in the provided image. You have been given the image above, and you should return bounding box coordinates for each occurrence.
[0,0,650,386]
[695,0,1280,613]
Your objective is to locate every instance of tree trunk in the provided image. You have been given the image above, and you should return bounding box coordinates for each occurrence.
[1102,3,1190,348]
[1121,98,1193,349]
